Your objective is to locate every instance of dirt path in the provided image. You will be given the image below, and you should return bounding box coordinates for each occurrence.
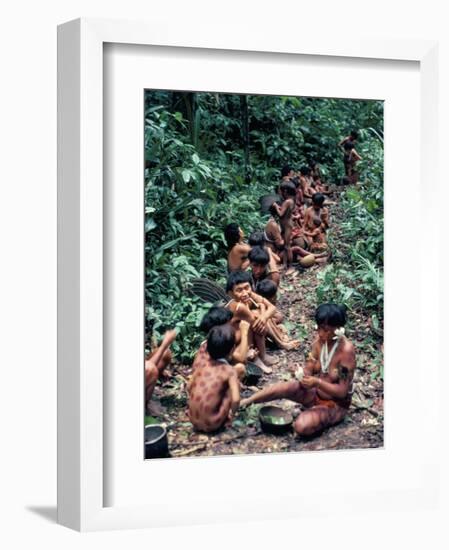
[149,191,384,458]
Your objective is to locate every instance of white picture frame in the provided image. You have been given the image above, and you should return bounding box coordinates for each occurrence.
[57,17,440,532]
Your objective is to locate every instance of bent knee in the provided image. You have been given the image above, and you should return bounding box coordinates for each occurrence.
[294,412,320,436]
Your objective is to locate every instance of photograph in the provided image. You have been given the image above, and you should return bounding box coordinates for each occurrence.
[144,90,384,459]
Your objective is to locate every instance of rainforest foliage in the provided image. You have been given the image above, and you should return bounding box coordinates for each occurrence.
[145,91,383,361]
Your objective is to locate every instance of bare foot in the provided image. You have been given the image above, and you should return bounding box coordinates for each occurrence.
[263,354,279,366]
[253,356,273,374]
[146,400,166,416]
[247,347,259,361]
[283,339,300,351]
[285,267,296,276]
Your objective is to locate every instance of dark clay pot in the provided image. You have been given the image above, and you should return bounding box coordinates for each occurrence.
[145,424,169,459]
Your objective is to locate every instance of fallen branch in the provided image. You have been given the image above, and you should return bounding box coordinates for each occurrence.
[171,444,207,457]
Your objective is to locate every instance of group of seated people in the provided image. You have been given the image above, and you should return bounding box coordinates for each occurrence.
[145,139,360,439]
[148,300,356,438]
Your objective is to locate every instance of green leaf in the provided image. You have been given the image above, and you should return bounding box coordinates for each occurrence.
[192,153,200,165]
[145,218,157,232]
[182,169,191,183]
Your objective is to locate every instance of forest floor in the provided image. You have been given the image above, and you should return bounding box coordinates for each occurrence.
[148,189,384,459]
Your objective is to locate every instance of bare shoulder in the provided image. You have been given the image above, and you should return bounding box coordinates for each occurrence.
[310,337,321,356]
[340,338,356,367]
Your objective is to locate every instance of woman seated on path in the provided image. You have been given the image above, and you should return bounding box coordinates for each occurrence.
[192,306,250,379]
[188,324,241,433]
[264,204,285,258]
[241,303,356,437]
[224,222,251,273]
[303,193,330,252]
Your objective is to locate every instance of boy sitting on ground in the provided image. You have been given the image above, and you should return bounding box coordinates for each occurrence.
[255,279,284,326]
[188,324,241,433]
[248,245,281,288]
[227,271,299,365]
[248,230,282,266]
[192,306,249,379]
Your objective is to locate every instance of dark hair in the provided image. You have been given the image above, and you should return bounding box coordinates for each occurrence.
[315,303,347,327]
[226,270,253,292]
[312,193,325,206]
[248,246,269,266]
[224,223,241,249]
[344,141,355,151]
[300,166,311,176]
[350,130,359,140]
[281,164,292,178]
[290,176,300,188]
[280,181,296,197]
[341,176,351,185]
[199,306,233,334]
[248,231,265,247]
[269,202,279,217]
[207,324,236,360]
[256,279,277,299]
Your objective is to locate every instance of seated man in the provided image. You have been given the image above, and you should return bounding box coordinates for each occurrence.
[226,271,299,371]
[145,329,177,414]
[241,304,356,437]
[224,223,251,272]
[188,324,241,433]
[248,245,281,288]
[192,306,249,379]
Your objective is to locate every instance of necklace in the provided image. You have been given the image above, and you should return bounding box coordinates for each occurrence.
[320,339,340,373]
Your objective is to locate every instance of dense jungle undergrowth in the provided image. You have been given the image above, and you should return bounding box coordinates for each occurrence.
[144,91,384,455]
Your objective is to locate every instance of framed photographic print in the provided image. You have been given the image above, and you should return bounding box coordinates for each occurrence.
[58,17,440,531]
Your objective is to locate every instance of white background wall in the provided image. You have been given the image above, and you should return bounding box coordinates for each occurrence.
[1,1,447,548]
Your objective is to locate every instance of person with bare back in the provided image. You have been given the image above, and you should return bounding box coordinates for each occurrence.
[188,324,241,433]
[224,223,251,273]
[145,329,177,414]
[240,304,356,437]
[264,204,285,257]
[339,129,359,149]
[192,306,249,380]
